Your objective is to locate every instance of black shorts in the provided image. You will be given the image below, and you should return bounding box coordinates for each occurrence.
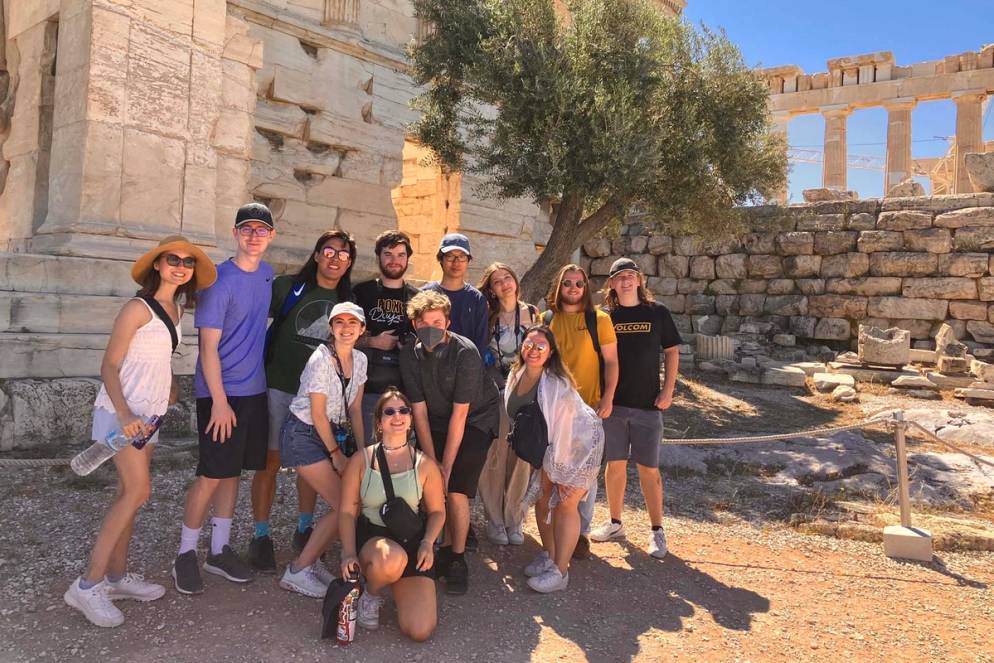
[429,424,493,499]
[356,516,434,579]
[195,393,269,479]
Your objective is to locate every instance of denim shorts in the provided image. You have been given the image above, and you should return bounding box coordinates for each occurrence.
[279,413,331,468]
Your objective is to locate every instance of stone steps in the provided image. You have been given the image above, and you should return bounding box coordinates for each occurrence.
[0,252,136,297]
[0,292,197,335]
[0,333,197,379]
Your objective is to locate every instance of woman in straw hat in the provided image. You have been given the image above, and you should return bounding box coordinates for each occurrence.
[65,236,216,628]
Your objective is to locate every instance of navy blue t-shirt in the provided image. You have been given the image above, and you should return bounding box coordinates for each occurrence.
[421,282,489,355]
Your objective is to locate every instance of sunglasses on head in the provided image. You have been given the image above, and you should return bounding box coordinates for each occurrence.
[382,406,412,417]
[164,253,196,268]
[561,278,586,289]
[321,247,352,262]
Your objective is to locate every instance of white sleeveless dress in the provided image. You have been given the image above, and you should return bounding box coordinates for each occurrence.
[91,298,180,443]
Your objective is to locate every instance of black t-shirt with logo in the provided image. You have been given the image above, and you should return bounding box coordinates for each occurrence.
[353,279,419,394]
[610,302,683,410]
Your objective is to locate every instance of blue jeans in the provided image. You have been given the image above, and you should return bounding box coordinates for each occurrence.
[579,477,597,535]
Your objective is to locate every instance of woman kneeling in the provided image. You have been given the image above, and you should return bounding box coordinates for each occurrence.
[339,388,445,641]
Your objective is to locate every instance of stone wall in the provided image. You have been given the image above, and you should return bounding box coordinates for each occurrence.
[582,193,994,350]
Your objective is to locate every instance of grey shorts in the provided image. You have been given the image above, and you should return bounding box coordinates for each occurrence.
[268,388,295,452]
[603,405,664,468]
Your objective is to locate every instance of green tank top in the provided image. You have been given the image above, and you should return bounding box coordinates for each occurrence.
[360,443,424,527]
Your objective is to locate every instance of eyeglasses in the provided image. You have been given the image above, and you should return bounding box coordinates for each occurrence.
[164,254,196,268]
[237,226,272,237]
[442,254,469,264]
[522,340,548,353]
[561,279,586,289]
[382,406,412,416]
[321,247,352,262]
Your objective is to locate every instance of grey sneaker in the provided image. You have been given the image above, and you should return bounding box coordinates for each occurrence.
[172,550,204,595]
[527,566,569,594]
[204,545,254,583]
[647,528,668,559]
[524,551,555,578]
[279,564,328,598]
[64,579,124,628]
[507,525,525,546]
[590,521,625,542]
[357,591,384,630]
[486,522,509,545]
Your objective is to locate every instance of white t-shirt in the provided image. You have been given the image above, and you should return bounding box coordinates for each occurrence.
[289,344,367,425]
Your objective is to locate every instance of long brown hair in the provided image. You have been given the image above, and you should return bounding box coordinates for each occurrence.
[509,326,576,389]
[545,263,594,313]
[135,256,199,306]
[601,272,655,310]
[294,230,356,300]
[478,262,522,331]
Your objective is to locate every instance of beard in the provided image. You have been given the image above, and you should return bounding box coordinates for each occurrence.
[380,262,407,280]
[560,291,584,306]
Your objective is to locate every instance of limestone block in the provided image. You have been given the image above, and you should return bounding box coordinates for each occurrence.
[746,255,782,278]
[255,98,308,138]
[949,301,989,321]
[672,236,701,256]
[657,295,685,314]
[738,294,766,316]
[891,375,938,390]
[796,279,826,295]
[814,318,851,341]
[657,255,689,278]
[671,315,692,334]
[938,254,990,277]
[213,109,254,157]
[867,297,948,321]
[742,233,777,255]
[869,252,937,277]
[825,277,902,297]
[790,316,817,338]
[761,366,807,387]
[886,179,926,197]
[847,213,877,231]
[972,360,994,382]
[630,236,648,253]
[808,295,868,319]
[693,315,723,336]
[934,322,960,352]
[126,21,193,139]
[631,253,657,276]
[876,210,932,231]
[938,356,970,374]
[782,255,822,278]
[687,295,716,315]
[813,373,856,392]
[714,254,747,279]
[773,333,796,346]
[883,526,933,562]
[764,295,807,317]
[964,153,994,193]
[738,280,768,294]
[611,237,630,255]
[980,278,994,302]
[820,253,869,278]
[776,232,814,255]
[858,325,911,366]
[647,277,678,296]
[802,189,856,203]
[706,280,738,295]
[903,228,951,253]
[589,257,614,277]
[953,227,994,252]
[120,129,185,233]
[796,214,845,231]
[0,253,135,297]
[814,231,857,255]
[647,234,672,255]
[909,349,938,364]
[677,279,708,295]
[902,278,978,300]
[857,230,904,252]
[967,321,994,344]
[689,256,715,280]
[831,385,858,402]
[715,295,737,316]
[701,237,743,256]
[306,177,396,218]
[767,279,796,295]
[270,64,323,110]
[933,206,994,229]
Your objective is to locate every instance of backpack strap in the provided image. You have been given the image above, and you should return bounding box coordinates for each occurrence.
[584,309,605,390]
[140,296,178,354]
[541,309,553,326]
[375,443,398,502]
[264,280,309,363]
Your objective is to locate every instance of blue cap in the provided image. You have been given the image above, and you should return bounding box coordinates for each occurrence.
[439,233,472,257]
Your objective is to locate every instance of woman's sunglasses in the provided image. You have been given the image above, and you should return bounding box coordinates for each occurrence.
[522,340,548,352]
[321,247,352,262]
[164,253,196,268]
[382,406,412,416]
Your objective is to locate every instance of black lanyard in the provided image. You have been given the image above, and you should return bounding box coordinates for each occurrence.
[492,304,522,347]
[329,345,351,424]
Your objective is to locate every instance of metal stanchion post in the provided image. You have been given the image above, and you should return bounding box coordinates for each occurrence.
[882,411,932,561]
[893,411,912,528]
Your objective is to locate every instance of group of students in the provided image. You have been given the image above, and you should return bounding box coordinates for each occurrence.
[63,202,682,641]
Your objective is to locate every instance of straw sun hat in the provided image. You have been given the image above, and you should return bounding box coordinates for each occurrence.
[131,235,217,290]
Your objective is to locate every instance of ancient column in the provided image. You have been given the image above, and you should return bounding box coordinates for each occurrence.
[324,0,360,29]
[883,97,915,192]
[952,90,986,194]
[821,104,851,190]
[770,111,793,203]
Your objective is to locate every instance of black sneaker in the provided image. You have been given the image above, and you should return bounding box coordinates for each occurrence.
[292,527,313,553]
[434,546,452,579]
[204,545,254,583]
[444,557,468,596]
[248,535,277,574]
[572,534,590,560]
[465,525,479,553]
[172,550,204,595]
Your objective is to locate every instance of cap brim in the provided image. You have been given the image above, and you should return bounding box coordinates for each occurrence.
[439,246,471,255]
[131,240,217,290]
[234,219,274,228]
[610,268,641,277]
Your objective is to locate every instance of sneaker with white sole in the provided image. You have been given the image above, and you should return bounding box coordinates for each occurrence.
[105,573,166,602]
[506,525,525,546]
[310,562,334,587]
[64,578,124,628]
[279,564,328,598]
[204,545,254,584]
[357,591,384,630]
[527,567,569,594]
[486,522,509,545]
[647,528,668,559]
[589,521,625,542]
[524,551,555,578]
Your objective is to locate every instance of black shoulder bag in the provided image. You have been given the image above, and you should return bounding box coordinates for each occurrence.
[507,397,549,470]
[376,443,425,543]
[140,296,178,354]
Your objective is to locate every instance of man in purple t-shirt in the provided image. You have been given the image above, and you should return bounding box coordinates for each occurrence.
[172,203,275,596]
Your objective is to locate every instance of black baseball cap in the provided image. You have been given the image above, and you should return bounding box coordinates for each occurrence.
[235,202,274,229]
[608,257,641,277]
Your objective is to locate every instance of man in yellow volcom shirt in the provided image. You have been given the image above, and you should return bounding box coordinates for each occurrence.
[543,264,618,558]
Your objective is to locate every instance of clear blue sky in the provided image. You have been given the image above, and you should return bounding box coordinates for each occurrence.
[683,1,994,201]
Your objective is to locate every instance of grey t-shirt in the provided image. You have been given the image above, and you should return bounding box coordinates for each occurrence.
[399,331,500,436]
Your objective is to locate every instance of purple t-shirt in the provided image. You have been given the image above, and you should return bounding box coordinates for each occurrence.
[194,259,274,399]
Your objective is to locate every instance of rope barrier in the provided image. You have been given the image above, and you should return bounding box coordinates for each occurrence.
[662,412,895,446]
[905,422,994,471]
[0,442,198,469]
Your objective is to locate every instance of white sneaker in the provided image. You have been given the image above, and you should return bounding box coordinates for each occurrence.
[647,528,668,559]
[506,525,525,546]
[357,591,384,630]
[524,551,555,578]
[310,562,334,587]
[527,567,569,594]
[589,521,625,542]
[105,573,166,602]
[279,564,328,598]
[486,522,509,545]
[64,578,124,628]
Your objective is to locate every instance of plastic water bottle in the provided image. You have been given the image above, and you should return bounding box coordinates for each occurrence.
[70,415,163,476]
[336,576,361,645]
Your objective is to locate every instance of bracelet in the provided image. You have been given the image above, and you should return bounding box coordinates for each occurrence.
[419,539,433,546]
[327,445,341,456]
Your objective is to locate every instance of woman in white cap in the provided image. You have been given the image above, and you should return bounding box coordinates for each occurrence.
[279,302,367,597]
[65,236,216,628]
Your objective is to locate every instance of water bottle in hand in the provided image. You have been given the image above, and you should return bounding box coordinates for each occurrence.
[70,415,162,476]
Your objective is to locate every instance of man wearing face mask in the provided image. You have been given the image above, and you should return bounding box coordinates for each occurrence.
[399,290,500,596]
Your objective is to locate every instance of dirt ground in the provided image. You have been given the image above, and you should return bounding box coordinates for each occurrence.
[1,377,993,662]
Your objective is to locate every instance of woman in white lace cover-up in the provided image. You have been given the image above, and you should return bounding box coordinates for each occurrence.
[504,326,604,594]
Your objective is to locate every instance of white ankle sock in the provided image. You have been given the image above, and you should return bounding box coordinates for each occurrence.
[210,517,232,555]
[178,525,201,555]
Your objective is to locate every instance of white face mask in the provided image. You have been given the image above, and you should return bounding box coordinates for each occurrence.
[416,326,445,351]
